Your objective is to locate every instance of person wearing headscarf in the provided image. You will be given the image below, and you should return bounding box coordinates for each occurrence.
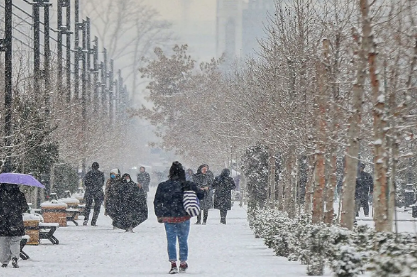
[154,161,204,274]
[192,164,214,224]
[112,173,148,232]
[104,168,122,223]
[212,169,236,224]
[0,184,29,268]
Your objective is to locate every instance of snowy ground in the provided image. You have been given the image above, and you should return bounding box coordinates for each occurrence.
[6,189,417,276]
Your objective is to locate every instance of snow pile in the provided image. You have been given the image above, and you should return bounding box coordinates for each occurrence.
[59,198,80,204]
[22,213,41,221]
[40,200,68,208]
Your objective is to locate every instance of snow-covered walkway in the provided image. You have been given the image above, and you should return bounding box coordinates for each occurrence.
[5,190,324,277]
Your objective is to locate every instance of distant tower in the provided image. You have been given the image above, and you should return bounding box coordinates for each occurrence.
[242,0,274,57]
[216,0,243,60]
[180,0,191,34]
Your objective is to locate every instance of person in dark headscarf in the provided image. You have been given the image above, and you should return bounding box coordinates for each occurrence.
[112,173,148,232]
[154,161,204,274]
[212,169,236,224]
[0,184,29,268]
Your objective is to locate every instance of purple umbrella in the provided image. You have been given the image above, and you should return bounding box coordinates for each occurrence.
[0,173,45,188]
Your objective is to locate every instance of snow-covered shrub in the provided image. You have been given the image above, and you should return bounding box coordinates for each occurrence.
[330,245,363,277]
[368,232,417,277]
[248,206,417,277]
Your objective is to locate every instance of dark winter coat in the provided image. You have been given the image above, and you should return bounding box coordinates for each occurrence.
[83,169,105,200]
[104,178,122,219]
[355,171,373,200]
[137,172,150,192]
[213,169,236,211]
[192,165,214,210]
[112,179,148,229]
[154,179,204,218]
[0,184,29,237]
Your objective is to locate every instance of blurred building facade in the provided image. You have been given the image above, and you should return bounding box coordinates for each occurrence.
[216,0,274,61]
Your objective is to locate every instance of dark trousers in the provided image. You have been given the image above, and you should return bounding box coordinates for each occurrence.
[355,196,370,216]
[196,209,208,223]
[220,209,228,224]
[84,191,104,224]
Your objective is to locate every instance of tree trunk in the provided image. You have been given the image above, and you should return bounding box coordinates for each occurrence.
[364,0,389,232]
[304,155,315,216]
[312,39,329,224]
[324,150,337,225]
[340,26,367,230]
[269,146,276,209]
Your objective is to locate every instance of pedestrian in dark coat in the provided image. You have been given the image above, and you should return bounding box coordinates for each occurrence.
[213,169,236,224]
[137,166,151,196]
[83,162,105,226]
[154,161,204,274]
[0,184,29,268]
[112,173,148,232]
[355,162,374,217]
[192,164,214,224]
[104,169,122,222]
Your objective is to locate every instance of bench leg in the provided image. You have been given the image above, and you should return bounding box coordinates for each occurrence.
[20,250,30,260]
[50,236,59,245]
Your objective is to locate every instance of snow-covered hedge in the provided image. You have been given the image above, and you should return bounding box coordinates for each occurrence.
[248,208,417,277]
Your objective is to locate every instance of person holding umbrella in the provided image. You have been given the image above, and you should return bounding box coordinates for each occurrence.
[0,183,29,268]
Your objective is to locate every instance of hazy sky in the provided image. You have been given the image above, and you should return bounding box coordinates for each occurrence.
[143,0,216,21]
[143,0,218,61]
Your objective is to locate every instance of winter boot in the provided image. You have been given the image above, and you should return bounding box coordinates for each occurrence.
[12,257,18,268]
[179,262,188,273]
[169,261,178,274]
[83,220,88,226]
[220,217,226,224]
[1,264,7,268]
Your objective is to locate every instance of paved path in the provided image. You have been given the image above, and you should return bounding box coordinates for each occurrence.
[6,190,330,277]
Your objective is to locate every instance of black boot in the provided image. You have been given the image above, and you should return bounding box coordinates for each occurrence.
[12,257,18,268]
[196,213,201,224]
[1,264,7,268]
[220,217,226,224]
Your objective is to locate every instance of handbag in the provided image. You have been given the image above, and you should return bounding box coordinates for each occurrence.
[183,190,200,217]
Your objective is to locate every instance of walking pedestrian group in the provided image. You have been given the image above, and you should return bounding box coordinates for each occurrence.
[1,160,240,274]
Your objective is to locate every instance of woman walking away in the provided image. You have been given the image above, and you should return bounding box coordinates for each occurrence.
[154,161,204,274]
[113,173,148,232]
[213,169,236,224]
[0,184,29,268]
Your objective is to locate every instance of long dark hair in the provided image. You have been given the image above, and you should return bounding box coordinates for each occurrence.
[169,161,186,181]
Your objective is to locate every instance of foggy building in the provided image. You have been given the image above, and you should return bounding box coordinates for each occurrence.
[216,0,274,61]
[216,0,243,60]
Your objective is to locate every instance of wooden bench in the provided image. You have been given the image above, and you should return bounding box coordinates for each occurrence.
[66,208,81,226]
[39,222,59,245]
[20,235,30,260]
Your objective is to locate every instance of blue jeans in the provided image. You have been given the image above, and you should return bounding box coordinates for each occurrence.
[164,220,190,262]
